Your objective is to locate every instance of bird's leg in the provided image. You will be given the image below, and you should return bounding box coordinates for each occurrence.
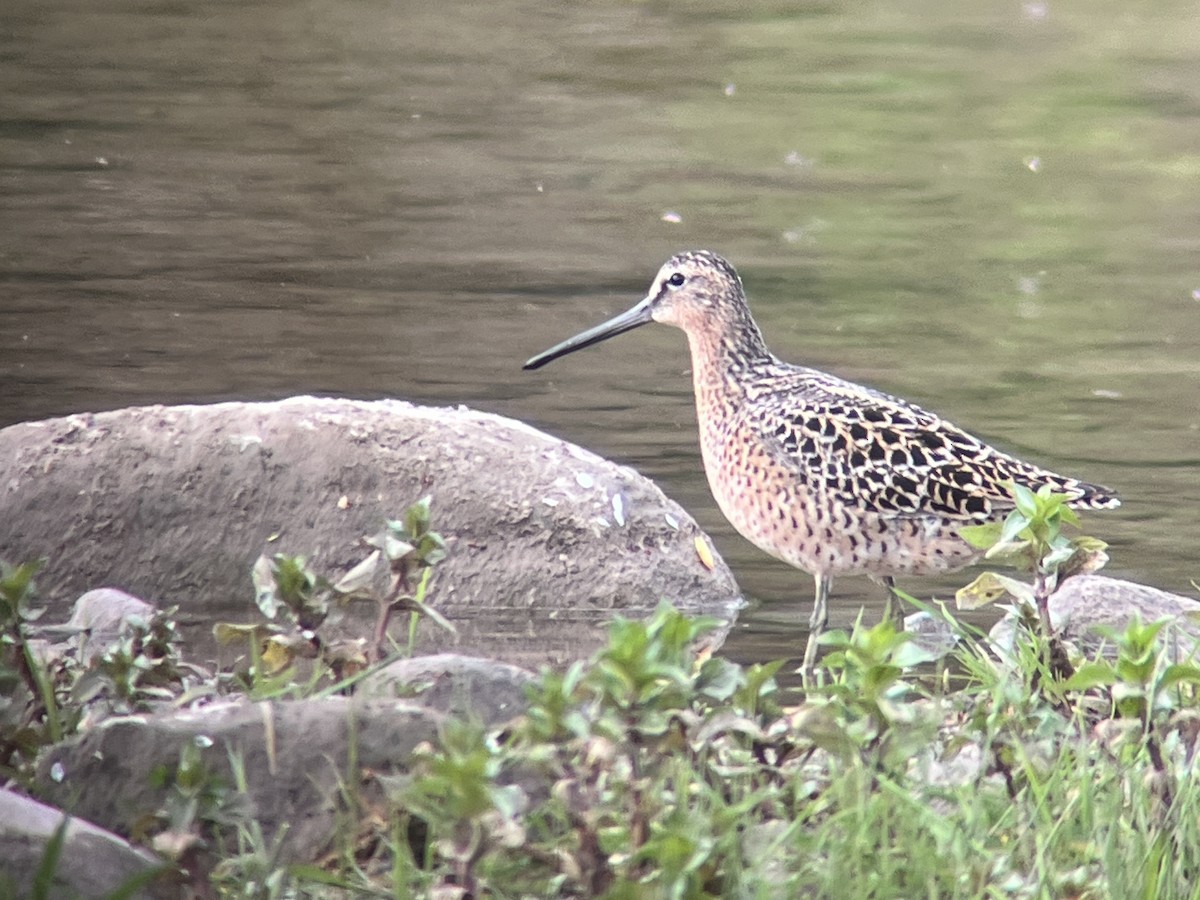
[801,574,831,685]
[876,575,905,629]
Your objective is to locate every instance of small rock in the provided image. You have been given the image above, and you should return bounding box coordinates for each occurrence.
[68,587,157,633]
[28,587,158,667]
[911,740,987,790]
[35,697,444,864]
[0,786,165,899]
[989,575,1200,662]
[75,588,158,663]
[903,610,960,661]
[360,653,537,725]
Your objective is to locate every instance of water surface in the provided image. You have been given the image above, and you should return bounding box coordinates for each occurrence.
[3,0,1199,670]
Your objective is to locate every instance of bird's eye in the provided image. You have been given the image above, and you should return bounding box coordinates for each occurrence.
[667,272,686,287]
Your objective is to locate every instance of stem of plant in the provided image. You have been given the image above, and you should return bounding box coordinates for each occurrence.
[406,611,419,657]
[371,564,415,662]
[371,601,393,665]
[22,639,62,744]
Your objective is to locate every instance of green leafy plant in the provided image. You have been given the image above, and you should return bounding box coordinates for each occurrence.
[957,483,1109,633]
[802,617,939,767]
[956,483,1110,681]
[215,497,454,690]
[207,750,298,899]
[142,739,252,876]
[226,552,328,682]
[391,719,526,896]
[0,559,69,777]
[1059,615,1200,809]
[334,495,454,660]
[72,605,187,716]
[388,605,781,897]
[7,506,1200,899]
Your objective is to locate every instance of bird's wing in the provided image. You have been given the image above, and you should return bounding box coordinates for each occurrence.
[743,369,1110,521]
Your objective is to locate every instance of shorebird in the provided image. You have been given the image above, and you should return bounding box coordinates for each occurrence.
[524,251,1119,677]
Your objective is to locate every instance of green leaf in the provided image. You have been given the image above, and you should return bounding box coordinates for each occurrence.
[212,622,278,645]
[694,713,766,751]
[271,555,315,609]
[383,534,415,561]
[696,656,743,701]
[790,704,857,758]
[282,865,358,888]
[404,595,457,635]
[959,522,1002,550]
[404,496,432,539]
[1158,663,1200,690]
[984,538,1033,563]
[0,558,45,624]
[487,782,527,820]
[416,532,448,566]
[998,510,1031,546]
[735,659,784,714]
[891,639,941,669]
[1062,662,1118,691]
[1059,539,1110,578]
[956,571,1034,609]
[332,549,381,595]
[1042,544,1076,570]
[1011,482,1038,519]
[31,815,69,900]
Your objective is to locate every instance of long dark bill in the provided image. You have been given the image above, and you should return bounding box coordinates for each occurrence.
[523,297,654,370]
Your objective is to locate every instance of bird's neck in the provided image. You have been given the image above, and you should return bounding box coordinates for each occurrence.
[684,312,772,401]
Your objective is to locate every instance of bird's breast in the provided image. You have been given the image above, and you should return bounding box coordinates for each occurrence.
[692,384,980,579]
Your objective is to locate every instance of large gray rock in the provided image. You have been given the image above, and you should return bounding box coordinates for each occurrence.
[0,397,743,668]
[35,697,444,865]
[0,787,165,899]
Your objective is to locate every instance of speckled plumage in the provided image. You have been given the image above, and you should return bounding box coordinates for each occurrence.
[525,250,1119,677]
